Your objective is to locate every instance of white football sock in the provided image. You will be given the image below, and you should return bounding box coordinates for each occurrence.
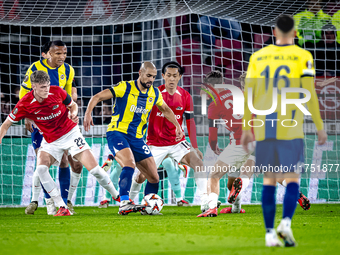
[176,196,184,203]
[232,194,241,213]
[67,171,81,201]
[36,165,65,207]
[31,170,42,202]
[239,175,250,195]
[90,166,119,199]
[208,192,218,209]
[195,177,208,203]
[129,178,142,200]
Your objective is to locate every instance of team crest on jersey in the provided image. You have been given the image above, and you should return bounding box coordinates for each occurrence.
[176,106,183,110]
[148,97,153,103]
[23,75,29,83]
[13,108,18,115]
[306,60,313,69]
[60,74,65,80]
[52,105,59,110]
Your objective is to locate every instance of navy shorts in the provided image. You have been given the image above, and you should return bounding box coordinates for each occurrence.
[31,126,43,150]
[106,131,152,163]
[255,138,304,173]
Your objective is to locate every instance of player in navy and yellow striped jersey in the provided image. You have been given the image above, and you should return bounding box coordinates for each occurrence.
[84,62,184,215]
[22,41,82,216]
[241,15,327,247]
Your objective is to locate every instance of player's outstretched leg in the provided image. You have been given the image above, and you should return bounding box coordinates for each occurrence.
[162,158,190,206]
[99,156,122,208]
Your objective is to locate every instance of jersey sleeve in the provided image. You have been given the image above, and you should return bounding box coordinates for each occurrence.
[7,102,27,123]
[155,88,164,107]
[65,65,75,96]
[19,64,35,99]
[109,81,127,98]
[243,54,256,130]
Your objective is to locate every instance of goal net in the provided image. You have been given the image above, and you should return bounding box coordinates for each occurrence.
[0,0,339,207]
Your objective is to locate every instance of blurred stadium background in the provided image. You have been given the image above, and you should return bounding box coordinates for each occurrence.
[0,0,339,207]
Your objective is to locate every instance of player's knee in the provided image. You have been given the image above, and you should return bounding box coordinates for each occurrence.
[162,158,174,171]
[148,175,159,183]
[36,165,49,176]
[72,161,83,174]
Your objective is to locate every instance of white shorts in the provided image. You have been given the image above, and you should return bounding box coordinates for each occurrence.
[39,126,91,166]
[217,143,256,177]
[149,140,191,168]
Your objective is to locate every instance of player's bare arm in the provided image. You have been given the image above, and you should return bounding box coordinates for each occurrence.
[72,87,78,101]
[84,89,113,131]
[156,101,184,141]
[0,118,13,144]
[67,100,79,123]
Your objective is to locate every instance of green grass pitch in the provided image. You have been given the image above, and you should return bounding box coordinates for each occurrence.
[0,204,339,255]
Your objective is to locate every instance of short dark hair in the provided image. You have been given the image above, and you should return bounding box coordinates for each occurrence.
[276,15,295,33]
[31,70,50,84]
[204,70,223,86]
[162,61,184,75]
[50,40,67,48]
[42,41,52,54]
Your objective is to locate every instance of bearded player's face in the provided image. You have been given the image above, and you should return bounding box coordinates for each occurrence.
[49,45,67,67]
[140,68,157,88]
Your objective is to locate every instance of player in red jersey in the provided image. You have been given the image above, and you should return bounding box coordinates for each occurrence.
[0,70,119,216]
[129,62,209,211]
[198,71,310,217]
[197,71,255,217]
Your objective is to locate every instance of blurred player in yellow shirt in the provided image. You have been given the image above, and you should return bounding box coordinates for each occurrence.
[241,15,327,247]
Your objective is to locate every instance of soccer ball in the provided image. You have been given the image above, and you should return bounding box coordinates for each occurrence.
[141,193,164,215]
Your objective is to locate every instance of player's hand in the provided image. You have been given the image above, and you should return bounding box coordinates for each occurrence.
[213,146,223,155]
[241,130,254,153]
[24,118,34,133]
[84,113,94,132]
[195,148,204,160]
[68,111,79,124]
[317,130,327,145]
[175,126,184,142]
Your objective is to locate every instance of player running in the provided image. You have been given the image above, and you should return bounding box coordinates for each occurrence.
[197,70,255,217]
[22,41,82,215]
[84,62,184,215]
[128,61,208,211]
[0,70,119,216]
[241,15,327,247]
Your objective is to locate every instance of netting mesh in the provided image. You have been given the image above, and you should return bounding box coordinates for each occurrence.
[0,0,339,207]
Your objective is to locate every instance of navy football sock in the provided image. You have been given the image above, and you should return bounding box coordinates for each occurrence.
[283,182,299,219]
[262,185,276,230]
[145,181,159,196]
[59,167,71,204]
[119,167,134,201]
